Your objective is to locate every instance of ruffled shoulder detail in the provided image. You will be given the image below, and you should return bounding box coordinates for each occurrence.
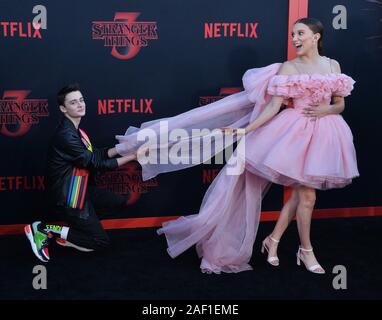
[267,74,307,98]
[329,73,356,97]
[267,73,356,98]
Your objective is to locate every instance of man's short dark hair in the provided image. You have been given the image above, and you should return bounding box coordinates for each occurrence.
[57,83,81,106]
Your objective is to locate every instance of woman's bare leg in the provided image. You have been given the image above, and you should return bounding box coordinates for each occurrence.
[295,186,324,273]
[263,188,299,260]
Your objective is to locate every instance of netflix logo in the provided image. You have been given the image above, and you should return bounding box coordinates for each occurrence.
[0,176,45,191]
[0,22,42,39]
[204,22,259,39]
[97,98,153,115]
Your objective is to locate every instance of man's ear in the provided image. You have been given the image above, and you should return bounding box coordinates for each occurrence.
[59,105,66,114]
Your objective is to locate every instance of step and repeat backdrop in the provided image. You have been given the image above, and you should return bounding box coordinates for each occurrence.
[0,0,380,226]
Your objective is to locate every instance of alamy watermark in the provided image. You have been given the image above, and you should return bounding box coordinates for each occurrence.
[332,265,347,290]
[32,265,47,290]
[135,121,246,175]
[32,5,47,30]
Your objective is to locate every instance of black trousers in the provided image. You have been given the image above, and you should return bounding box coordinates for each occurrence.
[55,186,128,250]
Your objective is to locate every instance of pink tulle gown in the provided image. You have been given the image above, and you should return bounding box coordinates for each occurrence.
[115,62,359,274]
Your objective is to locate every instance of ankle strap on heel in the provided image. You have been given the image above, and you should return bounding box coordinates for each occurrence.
[299,246,313,252]
[269,236,279,243]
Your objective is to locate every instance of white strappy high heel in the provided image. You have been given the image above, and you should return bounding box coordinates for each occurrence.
[261,235,280,266]
[296,246,325,274]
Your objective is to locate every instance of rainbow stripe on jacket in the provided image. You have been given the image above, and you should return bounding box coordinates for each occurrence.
[66,129,93,210]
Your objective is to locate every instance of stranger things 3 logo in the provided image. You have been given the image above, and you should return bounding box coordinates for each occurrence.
[95,162,158,205]
[92,12,158,60]
[0,90,49,137]
[199,87,242,106]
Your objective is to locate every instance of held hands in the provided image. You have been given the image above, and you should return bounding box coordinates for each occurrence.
[123,153,137,162]
[117,152,137,167]
[303,104,332,121]
[118,147,148,167]
[136,146,151,160]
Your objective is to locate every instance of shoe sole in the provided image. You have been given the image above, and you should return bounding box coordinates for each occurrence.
[24,225,48,263]
[56,239,94,252]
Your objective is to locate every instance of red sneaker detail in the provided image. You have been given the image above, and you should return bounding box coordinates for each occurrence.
[42,247,50,259]
[56,238,66,244]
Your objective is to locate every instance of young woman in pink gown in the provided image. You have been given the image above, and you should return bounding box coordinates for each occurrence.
[115,18,359,274]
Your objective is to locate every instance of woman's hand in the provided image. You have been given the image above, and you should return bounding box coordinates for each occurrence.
[302,104,332,121]
[220,127,246,136]
[136,146,150,159]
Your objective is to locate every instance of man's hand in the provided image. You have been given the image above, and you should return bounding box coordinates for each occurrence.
[107,147,119,158]
[116,153,136,167]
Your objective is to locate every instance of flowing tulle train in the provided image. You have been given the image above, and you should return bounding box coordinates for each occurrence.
[157,155,271,273]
